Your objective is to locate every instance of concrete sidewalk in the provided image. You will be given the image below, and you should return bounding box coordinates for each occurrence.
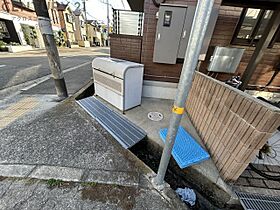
[0,98,188,209]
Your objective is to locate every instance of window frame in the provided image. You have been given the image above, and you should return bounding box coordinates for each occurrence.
[231,8,280,47]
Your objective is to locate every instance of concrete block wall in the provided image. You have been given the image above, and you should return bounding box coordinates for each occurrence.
[186,71,280,182]
[110,34,142,63]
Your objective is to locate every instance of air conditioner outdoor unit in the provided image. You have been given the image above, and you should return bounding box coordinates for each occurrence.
[92,57,144,111]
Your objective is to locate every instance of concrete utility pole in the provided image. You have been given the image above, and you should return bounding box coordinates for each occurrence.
[33,0,68,99]
[155,0,215,186]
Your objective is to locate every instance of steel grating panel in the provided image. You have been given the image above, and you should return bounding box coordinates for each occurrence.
[236,192,280,210]
[76,96,146,149]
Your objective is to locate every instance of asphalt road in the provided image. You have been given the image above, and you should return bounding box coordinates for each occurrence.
[22,62,92,95]
[0,55,92,90]
[0,48,109,97]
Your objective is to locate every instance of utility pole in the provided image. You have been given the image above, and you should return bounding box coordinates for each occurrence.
[82,0,88,41]
[154,0,215,186]
[33,0,68,99]
[106,0,110,46]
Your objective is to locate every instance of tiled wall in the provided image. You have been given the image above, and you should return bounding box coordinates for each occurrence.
[186,71,280,181]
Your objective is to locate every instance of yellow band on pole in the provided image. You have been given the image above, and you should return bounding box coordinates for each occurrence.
[172,105,185,115]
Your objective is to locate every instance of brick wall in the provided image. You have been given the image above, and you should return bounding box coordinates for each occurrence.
[140,0,280,90]
[110,34,142,63]
[199,5,280,91]
[141,0,200,82]
[186,71,280,181]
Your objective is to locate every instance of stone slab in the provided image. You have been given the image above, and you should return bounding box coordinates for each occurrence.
[84,169,139,187]
[29,165,84,182]
[0,164,35,178]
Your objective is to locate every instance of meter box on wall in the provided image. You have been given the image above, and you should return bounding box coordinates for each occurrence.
[153,4,218,64]
[208,47,245,73]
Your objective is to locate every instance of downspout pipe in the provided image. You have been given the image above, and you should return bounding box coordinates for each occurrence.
[154,0,215,186]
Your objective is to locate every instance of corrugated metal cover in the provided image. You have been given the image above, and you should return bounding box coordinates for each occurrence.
[77,96,146,149]
[236,192,280,210]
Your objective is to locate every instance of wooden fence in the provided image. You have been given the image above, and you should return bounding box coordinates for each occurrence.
[186,72,280,181]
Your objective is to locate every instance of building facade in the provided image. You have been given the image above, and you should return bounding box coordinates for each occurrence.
[57,2,77,47]
[73,9,90,47]
[110,0,280,93]
[0,0,65,49]
[46,0,61,31]
[0,0,44,47]
[86,20,102,47]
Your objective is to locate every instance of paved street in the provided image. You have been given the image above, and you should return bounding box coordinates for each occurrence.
[0,47,189,209]
[0,47,109,98]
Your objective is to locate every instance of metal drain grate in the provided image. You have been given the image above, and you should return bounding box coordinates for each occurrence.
[236,192,280,210]
[77,96,147,149]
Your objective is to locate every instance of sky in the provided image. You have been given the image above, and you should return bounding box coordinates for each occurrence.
[60,0,131,24]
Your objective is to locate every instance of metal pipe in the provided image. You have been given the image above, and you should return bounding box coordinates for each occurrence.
[155,0,215,186]
[107,0,110,41]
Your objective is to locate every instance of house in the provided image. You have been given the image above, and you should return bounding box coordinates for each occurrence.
[111,0,280,96]
[73,9,90,47]
[109,0,280,189]
[46,0,61,32]
[86,20,102,46]
[57,2,77,47]
[0,0,44,49]
[0,0,65,50]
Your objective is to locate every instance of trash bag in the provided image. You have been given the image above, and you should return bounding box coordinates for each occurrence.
[176,187,196,206]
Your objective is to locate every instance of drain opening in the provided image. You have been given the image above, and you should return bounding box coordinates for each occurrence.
[148,112,164,121]
[130,141,236,210]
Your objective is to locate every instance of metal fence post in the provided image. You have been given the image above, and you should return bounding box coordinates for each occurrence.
[155,0,215,186]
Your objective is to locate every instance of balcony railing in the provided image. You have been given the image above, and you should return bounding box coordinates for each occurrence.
[112,9,144,36]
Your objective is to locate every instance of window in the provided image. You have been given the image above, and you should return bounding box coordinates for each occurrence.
[65,14,73,23]
[0,21,10,38]
[231,8,279,47]
[54,11,59,24]
[51,9,56,24]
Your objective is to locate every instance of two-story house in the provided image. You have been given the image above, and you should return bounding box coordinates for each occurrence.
[57,2,77,48]
[73,9,90,47]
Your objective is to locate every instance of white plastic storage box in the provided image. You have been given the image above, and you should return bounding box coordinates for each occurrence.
[92,57,144,111]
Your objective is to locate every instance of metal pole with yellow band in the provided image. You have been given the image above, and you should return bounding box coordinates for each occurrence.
[155,0,215,186]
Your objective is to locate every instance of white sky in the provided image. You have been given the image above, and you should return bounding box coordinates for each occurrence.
[60,0,131,24]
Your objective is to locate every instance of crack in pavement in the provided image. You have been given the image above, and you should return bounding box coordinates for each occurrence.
[12,181,40,209]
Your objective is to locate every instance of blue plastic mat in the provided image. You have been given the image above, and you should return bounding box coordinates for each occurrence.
[159,126,210,169]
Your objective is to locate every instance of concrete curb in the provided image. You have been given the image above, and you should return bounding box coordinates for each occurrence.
[0,163,140,187]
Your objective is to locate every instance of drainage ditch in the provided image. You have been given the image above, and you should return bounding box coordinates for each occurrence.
[75,83,240,210]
